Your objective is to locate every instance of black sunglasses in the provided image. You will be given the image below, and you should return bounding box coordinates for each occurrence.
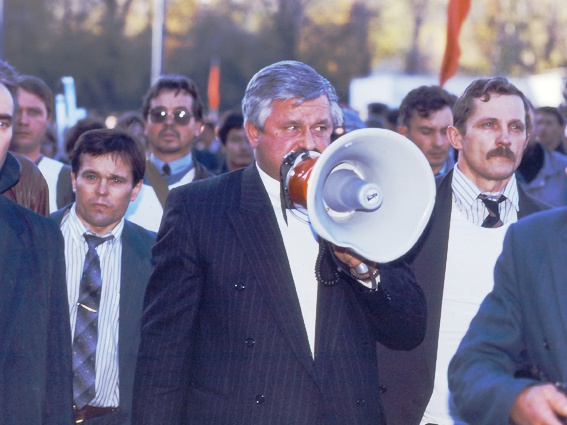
[149,107,193,126]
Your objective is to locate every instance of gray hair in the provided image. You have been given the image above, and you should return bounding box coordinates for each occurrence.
[241,60,343,131]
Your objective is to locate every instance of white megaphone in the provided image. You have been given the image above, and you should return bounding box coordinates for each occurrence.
[281,128,436,263]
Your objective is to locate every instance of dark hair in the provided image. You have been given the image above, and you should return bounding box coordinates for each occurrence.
[115,110,144,130]
[453,77,531,135]
[72,129,146,185]
[536,106,565,127]
[217,110,244,144]
[16,75,54,118]
[141,74,203,122]
[65,116,107,157]
[398,85,455,128]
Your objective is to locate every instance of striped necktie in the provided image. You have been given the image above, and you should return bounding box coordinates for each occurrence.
[478,194,506,228]
[72,233,114,409]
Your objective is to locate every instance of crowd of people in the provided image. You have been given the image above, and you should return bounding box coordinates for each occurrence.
[1,55,567,425]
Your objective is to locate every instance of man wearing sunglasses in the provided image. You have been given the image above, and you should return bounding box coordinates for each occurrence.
[125,75,213,232]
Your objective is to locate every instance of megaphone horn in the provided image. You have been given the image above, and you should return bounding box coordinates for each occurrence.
[280,128,436,264]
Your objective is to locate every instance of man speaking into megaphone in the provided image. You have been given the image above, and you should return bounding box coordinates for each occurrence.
[133,60,427,425]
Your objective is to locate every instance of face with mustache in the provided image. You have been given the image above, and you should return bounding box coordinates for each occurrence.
[144,89,201,163]
[72,153,142,235]
[448,94,529,192]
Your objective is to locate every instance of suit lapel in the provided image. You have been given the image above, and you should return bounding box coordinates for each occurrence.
[228,165,317,382]
[118,222,153,409]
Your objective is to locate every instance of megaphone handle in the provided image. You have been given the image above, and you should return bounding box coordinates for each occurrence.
[348,262,379,291]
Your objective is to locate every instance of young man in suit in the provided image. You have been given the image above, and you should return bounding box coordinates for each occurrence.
[52,128,155,424]
[133,60,427,425]
[0,60,73,424]
[124,75,213,232]
[376,77,550,425]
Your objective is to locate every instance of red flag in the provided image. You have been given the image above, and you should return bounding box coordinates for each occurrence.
[439,0,471,87]
[207,57,221,113]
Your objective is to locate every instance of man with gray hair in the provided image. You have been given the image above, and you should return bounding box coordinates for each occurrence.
[133,60,426,425]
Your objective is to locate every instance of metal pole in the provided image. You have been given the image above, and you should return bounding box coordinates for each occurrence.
[0,0,4,59]
[151,0,165,85]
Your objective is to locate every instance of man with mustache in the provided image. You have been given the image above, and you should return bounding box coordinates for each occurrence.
[376,77,549,425]
[397,85,456,176]
[125,75,213,232]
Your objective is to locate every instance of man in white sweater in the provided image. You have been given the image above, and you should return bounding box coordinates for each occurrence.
[376,77,549,425]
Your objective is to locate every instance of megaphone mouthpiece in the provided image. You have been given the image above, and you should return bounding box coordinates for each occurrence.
[323,169,382,213]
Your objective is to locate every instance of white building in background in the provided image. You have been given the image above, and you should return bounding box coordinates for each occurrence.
[349,69,566,120]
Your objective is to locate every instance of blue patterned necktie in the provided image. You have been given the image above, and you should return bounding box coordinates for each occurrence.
[72,233,114,409]
[478,194,506,228]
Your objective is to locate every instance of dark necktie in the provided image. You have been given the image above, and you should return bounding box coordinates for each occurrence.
[478,194,507,228]
[72,233,114,409]
[162,163,171,176]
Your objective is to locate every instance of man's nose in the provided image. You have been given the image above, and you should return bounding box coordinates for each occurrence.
[16,110,27,124]
[298,130,316,151]
[496,128,512,146]
[96,180,109,195]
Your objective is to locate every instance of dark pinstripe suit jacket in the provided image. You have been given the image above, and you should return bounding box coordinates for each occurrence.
[133,164,427,425]
[376,169,550,425]
[52,206,156,425]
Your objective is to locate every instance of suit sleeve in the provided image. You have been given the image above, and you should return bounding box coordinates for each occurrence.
[353,260,427,351]
[133,187,202,424]
[448,223,536,425]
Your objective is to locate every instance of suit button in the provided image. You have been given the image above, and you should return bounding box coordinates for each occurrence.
[255,395,265,404]
[234,282,246,291]
[543,339,550,350]
[356,398,366,406]
[361,341,369,351]
[379,385,387,394]
[245,337,255,347]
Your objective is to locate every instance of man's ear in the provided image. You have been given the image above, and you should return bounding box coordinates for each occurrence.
[71,171,77,193]
[397,125,409,137]
[447,125,463,151]
[193,120,203,138]
[523,133,531,149]
[130,179,143,202]
[245,122,260,149]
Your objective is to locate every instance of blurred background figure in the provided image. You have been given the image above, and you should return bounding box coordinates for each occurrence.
[516,103,567,207]
[397,85,456,176]
[331,105,365,141]
[193,119,224,173]
[41,125,58,159]
[365,102,388,128]
[533,106,566,154]
[63,115,106,163]
[217,110,254,173]
[115,110,149,156]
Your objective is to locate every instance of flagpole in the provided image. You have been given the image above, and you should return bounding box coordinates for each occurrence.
[151,0,165,85]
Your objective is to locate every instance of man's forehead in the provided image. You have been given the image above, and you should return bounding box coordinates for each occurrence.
[152,89,194,106]
[470,94,525,119]
[0,83,14,114]
[80,153,131,173]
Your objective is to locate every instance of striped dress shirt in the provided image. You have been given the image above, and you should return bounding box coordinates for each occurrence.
[451,165,519,225]
[61,204,123,408]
